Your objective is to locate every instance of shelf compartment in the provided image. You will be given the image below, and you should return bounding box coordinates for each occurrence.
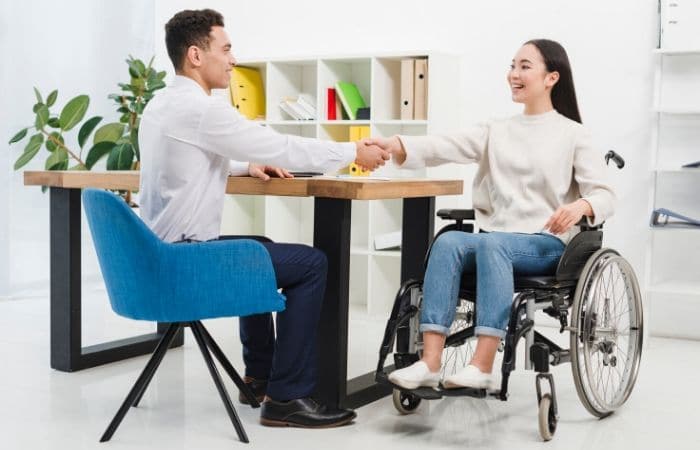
[319,58,371,121]
[266,60,318,122]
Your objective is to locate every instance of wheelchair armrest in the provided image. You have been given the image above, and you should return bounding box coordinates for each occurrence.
[437,209,475,221]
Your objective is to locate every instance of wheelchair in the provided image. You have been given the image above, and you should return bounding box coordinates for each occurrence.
[375,151,643,441]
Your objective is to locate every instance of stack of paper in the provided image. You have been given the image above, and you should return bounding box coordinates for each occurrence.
[279,94,317,120]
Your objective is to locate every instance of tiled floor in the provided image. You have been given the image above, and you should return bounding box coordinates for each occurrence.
[1,288,699,450]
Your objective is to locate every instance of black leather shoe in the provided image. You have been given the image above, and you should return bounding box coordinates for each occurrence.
[260,397,356,428]
[238,376,267,405]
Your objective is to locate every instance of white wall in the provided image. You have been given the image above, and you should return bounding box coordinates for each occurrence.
[1,0,155,298]
[154,0,657,281]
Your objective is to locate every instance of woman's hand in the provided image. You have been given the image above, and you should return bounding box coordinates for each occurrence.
[363,136,406,165]
[248,163,293,181]
[544,199,593,235]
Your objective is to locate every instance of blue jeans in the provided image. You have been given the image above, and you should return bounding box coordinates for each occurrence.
[420,231,565,339]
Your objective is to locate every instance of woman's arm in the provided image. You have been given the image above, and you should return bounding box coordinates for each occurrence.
[365,122,490,169]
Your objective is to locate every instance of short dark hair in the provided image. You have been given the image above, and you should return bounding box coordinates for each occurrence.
[165,9,225,71]
[524,39,582,124]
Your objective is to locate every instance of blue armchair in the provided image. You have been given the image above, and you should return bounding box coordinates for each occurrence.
[82,188,285,444]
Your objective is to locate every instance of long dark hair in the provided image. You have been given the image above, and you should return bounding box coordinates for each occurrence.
[525,39,582,124]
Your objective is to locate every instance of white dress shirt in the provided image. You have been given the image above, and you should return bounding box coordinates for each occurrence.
[399,110,616,244]
[139,75,355,242]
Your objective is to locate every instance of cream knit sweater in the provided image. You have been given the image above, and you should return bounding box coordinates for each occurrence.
[398,110,616,244]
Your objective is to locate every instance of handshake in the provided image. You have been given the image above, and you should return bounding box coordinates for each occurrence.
[353,136,406,171]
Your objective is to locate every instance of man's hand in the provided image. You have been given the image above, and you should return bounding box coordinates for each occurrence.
[363,136,406,165]
[248,163,293,181]
[355,141,390,171]
[544,199,593,235]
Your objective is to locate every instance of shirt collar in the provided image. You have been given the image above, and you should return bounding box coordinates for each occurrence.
[172,75,209,95]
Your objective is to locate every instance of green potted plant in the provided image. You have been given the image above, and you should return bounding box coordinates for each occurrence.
[8,55,166,174]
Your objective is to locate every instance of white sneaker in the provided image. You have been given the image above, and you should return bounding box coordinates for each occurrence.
[388,361,441,389]
[442,364,495,390]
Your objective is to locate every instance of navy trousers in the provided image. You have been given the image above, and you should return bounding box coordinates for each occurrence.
[218,236,327,401]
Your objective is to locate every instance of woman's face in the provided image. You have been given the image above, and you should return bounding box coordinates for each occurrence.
[507,44,559,105]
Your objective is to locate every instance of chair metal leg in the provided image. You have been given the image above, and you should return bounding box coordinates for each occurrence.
[100,323,181,442]
[189,321,250,444]
[132,322,181,408]
[194,321,261,408]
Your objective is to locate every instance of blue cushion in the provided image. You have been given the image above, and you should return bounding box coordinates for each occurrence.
[82,189,285,322]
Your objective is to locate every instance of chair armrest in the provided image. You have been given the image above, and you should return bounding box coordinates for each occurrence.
[437,209,475,221]
[156,239,285,322]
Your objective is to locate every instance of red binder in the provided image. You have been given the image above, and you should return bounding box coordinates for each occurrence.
[327,88,337,120]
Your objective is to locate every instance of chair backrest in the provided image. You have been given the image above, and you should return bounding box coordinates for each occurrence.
[554,230,603,281]
[82,189,164,319]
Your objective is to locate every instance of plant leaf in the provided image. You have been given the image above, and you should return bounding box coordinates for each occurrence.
[59,95,90,131]
[93,122,124,144]
[33,87,43,103]
[47,117,62,129]
[35,104,50,128]
[8,128,28,144]
[85,141,116,169]
[46,90,58,107]
[78,116,102,148]
[69,163,88,171]
[14,133,44,170]
[45,147,68,170]
[45,132,64,152]
[106,142,134,170]
[130,128,140,161]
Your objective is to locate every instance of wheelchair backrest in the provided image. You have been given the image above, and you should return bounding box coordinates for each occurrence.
[554,230,603,281]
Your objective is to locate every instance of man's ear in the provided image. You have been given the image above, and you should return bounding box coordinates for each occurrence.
[185,45,202,68]
[546,71,560,88]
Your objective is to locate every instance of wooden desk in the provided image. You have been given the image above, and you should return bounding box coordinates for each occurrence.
[25,171,463,409]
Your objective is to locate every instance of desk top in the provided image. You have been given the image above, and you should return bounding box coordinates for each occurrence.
[24,171,463,200]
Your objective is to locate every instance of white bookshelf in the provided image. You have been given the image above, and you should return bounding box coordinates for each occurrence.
[646,45,700,339]
[220,52,461,316]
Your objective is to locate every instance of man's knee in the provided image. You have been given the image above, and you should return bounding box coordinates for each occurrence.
[307,246,328,276]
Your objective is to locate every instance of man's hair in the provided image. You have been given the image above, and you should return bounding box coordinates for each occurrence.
[165,9,225,71]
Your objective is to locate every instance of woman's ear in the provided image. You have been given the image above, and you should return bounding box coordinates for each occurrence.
[546,71,560,88]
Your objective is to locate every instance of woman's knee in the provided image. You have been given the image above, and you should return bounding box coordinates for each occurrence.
[430,230,469,258]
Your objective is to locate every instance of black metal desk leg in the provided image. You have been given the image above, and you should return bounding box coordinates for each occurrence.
[49,187,182,372]
[313,197,351,408]
[400,197,435,282]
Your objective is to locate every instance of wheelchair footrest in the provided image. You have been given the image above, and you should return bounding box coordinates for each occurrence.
[381,377,489,400]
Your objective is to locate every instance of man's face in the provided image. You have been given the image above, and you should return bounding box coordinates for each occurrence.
[200,26,237,90]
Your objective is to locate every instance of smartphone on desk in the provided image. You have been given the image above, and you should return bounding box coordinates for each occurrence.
[289,172,323,177]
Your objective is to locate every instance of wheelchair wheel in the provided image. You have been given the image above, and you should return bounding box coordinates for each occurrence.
[440,298,477,378]
[392,389,422,414]
[570,249,643,418]
[537,393,557,441]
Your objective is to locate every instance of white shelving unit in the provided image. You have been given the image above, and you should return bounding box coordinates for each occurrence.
[220,52,461,316]
[647,42,700,339]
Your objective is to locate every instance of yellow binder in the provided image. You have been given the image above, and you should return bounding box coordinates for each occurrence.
[229,67,266,120]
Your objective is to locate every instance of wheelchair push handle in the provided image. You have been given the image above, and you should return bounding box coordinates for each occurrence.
[605,150,625,169]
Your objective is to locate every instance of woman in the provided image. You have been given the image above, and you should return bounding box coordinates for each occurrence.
[372,39,615,390]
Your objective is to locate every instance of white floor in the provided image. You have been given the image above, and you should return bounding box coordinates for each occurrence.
[1,288,699,450]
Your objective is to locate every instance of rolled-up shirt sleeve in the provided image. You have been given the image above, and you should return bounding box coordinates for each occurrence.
[574,129,616,226]
[198,98,355,173]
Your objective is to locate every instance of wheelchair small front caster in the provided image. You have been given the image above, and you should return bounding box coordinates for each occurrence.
[535,372,559,441]
[538,393,557,441]
[392,389,422,414]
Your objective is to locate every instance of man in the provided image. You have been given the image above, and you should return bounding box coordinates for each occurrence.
[139,9,390,428]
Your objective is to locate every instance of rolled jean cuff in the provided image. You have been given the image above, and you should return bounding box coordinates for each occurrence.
[419,323,451,335]
[475,326,507,339]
